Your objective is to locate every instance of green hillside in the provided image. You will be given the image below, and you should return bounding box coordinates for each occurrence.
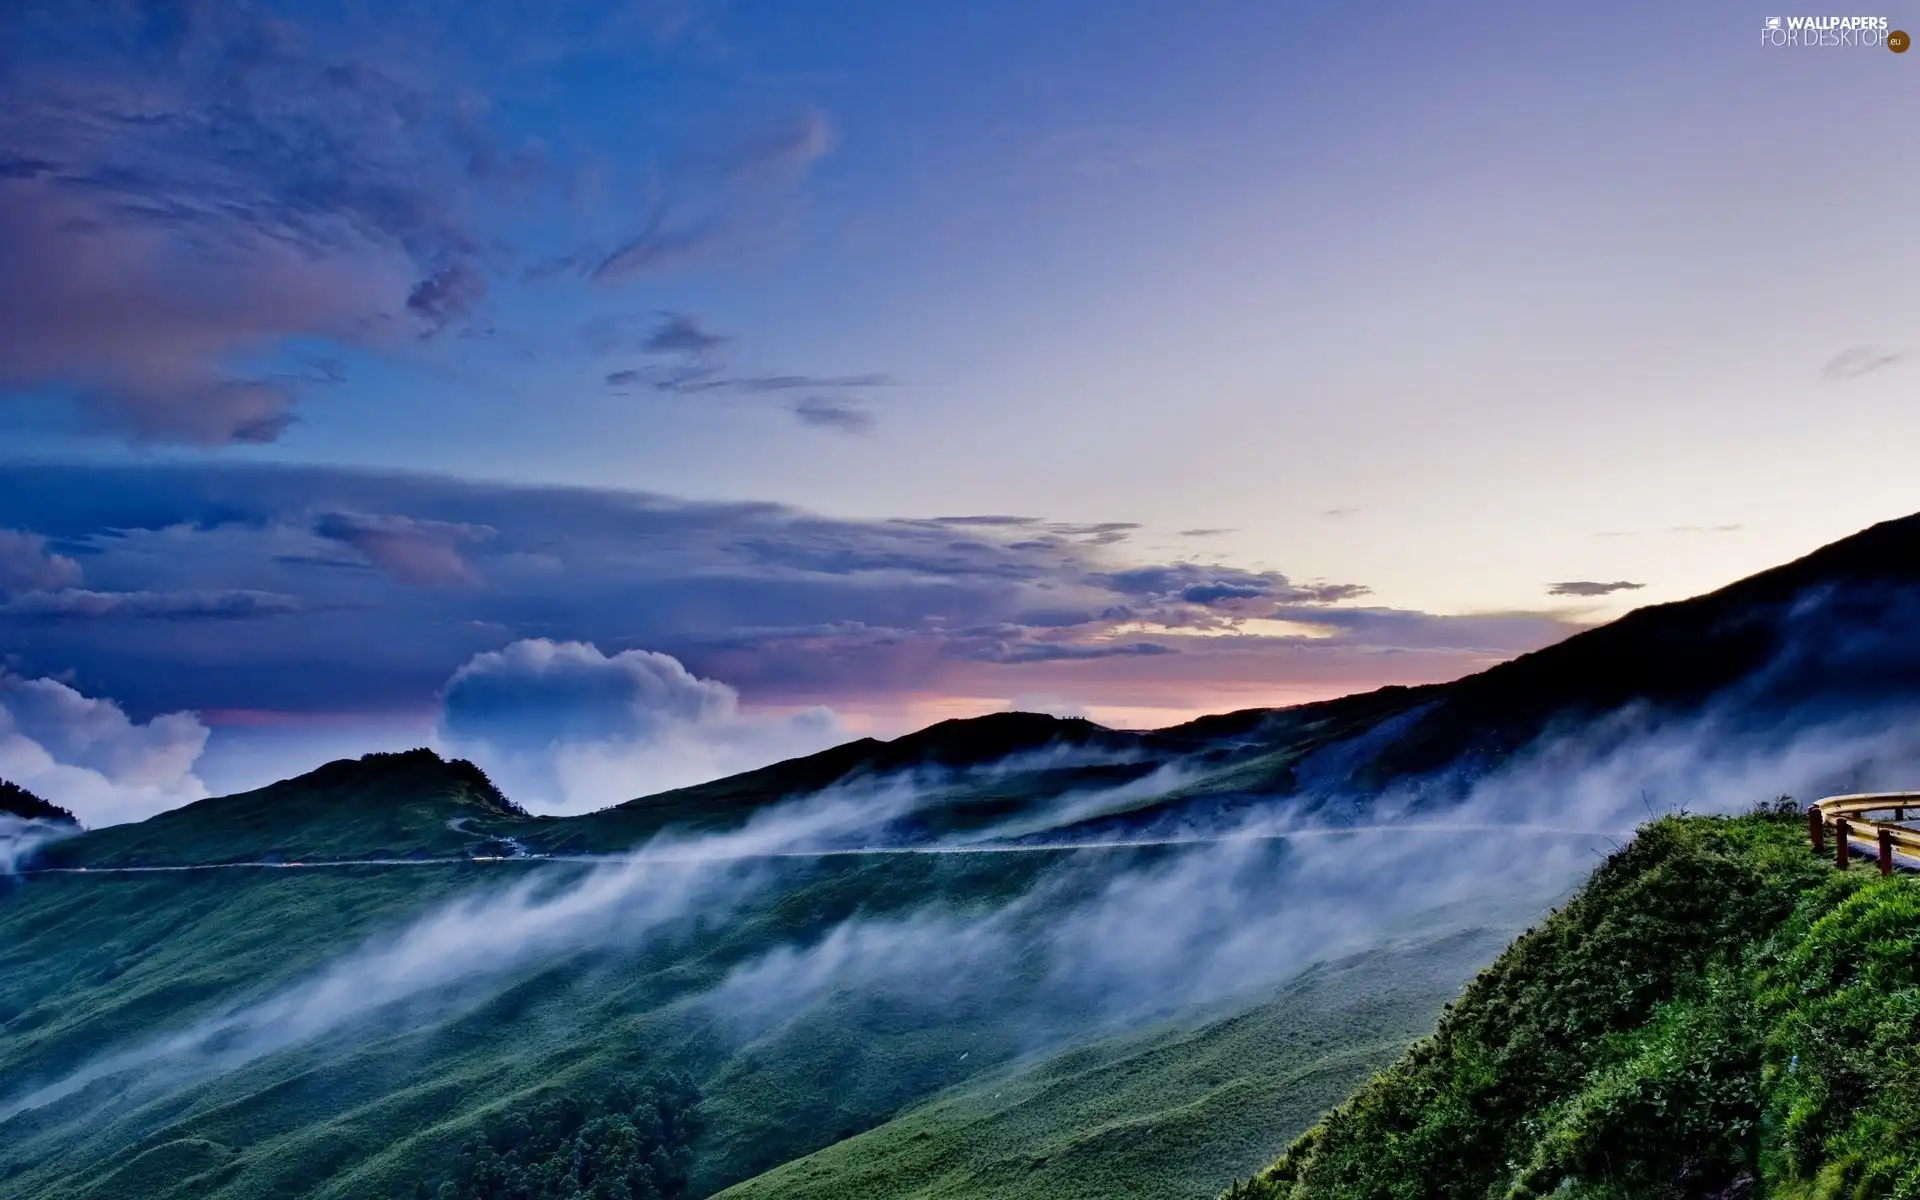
[1227,802,1920,1199]
[715,925,1513,1200]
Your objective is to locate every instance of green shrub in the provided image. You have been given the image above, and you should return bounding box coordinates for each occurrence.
[1227,804,1920,1199]
[432,1077,702,1200]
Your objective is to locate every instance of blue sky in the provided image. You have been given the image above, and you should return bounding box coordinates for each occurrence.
[1,0,1915,821]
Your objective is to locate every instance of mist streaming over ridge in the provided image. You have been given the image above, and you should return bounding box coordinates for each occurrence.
[0,815,74,876]
[10,679,1920,1136]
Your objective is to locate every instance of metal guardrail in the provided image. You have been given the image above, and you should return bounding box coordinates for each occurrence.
[1808,792,1920,875]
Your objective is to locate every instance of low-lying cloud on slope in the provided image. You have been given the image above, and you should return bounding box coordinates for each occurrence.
[11,673,1920,1130]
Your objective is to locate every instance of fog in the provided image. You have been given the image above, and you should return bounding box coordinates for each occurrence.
[7,693,1920,1132]
[0,815,75,876]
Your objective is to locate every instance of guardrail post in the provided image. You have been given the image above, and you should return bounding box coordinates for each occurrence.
[1809,806,1825,854]
[1836,819,1852,869]
[1881,826,1895,876]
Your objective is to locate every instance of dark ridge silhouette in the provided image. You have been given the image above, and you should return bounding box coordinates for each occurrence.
[311,749,528,817]
[1365,510,1920,783]
[0,779,77,826]
[39,511,1920,864]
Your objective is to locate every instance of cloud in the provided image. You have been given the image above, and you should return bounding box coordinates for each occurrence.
[1595,526,1742,539]
[0,529,81,593]
[0,589,302,619]
[1548,580,1647,597]
[966,640,1177,664]
[0,0,535,442]
[586,112,837,284]
[313,511,495,585]
[0,673,210,826]
[438,639,845,812]
[0,462,1565,741]
[0,178,391,444]
[1820,346,1902,382]
[0,3,832,444]
[0,814,77,873]
[644,312,729,356]
[790,396,876,435]
[598,310,893,429]
[1177,528,1233,538]
[1097,564,1370,611]
[22,680,1920,1134]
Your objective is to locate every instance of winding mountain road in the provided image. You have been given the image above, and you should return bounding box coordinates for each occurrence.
[17,822,1627,877]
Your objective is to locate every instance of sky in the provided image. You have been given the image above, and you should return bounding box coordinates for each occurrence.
[0,0,1915,822]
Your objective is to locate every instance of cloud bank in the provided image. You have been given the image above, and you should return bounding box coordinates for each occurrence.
[0,462,1576,736]
[0,674,209,826]
[438,639,844,813]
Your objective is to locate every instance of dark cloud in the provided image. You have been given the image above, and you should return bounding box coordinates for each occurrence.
[1547,580,1647,597]
[966,640,1178,665]
[0,588,302,619]
[598,309,893,429]
[0,2,832,444]
[790,397,876,435]
[0,461,1573,720]
[1178,528,1233,538]
[1098,564,1368,609]
[582,311,730,358]
[312,512,495,586]
[0,529,82,594]
[644,312,729,356]
[0,1,532,441]
[1821,346,1902,382]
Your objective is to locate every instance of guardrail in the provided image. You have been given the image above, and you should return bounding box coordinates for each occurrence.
[1808,792,1920,875]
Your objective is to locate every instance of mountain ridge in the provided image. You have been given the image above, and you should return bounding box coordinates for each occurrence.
[24,510,1920,872]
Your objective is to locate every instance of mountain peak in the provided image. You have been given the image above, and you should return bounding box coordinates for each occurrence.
[299,748,526,817]
[0,779,78,826]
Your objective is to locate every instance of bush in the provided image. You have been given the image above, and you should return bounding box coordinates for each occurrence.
[433,1076,702,1200]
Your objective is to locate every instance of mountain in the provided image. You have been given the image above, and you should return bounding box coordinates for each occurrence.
[8,513,1920,1199]
[0,779,76,826]
[1223,802,1916,1200]
[713,922,1519,1200]
[1357,511,1920,787]
[33,749,524,870]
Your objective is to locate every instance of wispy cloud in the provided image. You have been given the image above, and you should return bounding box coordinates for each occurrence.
[0,3,835,444]
[1547,580,1646,597]
[1820,346,1902,382]
[598,311,893,434]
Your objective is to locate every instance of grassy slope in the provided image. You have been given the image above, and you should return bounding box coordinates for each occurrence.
[1230,804,1920,1200]
[715,925,1513,1200]
[37,751,524,869]
[29,699,1439,872]
[20,830,1474,1200]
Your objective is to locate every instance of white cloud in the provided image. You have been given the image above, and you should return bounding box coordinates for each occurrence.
[0,529,83,594]
[437,639,845,813]
[0,675,211,827]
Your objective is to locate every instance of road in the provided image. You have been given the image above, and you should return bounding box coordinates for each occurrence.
[17,821,1627,877]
